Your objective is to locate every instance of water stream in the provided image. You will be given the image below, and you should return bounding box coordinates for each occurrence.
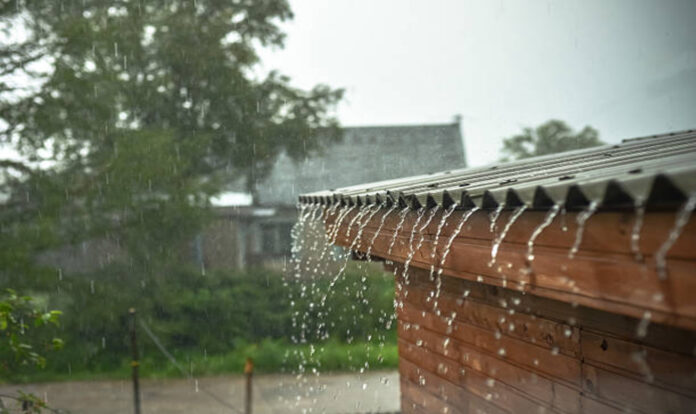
[526,203,561,264]
[630,199,646,262]
[431,207,480,314]
[387,207,411,255]
[428,203,459,281]
[489,205,528,266]
[365,204,398,261]
[402,206,440,284]
[655,193,696,280]
[568,200,599,259]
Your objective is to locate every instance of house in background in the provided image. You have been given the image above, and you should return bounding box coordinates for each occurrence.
[39,120,467,272]
[199,120,467,269]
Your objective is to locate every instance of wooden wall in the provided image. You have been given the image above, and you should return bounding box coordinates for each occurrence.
[327,206,696,413]
[395,267,696,414]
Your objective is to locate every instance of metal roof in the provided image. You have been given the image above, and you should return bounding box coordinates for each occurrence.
[298,129,696,210]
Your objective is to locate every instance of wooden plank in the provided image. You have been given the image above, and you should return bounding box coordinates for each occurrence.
[581,330,696,397]
[397,304,583,387]
[354,224,696,330]
[400,358,508,414]
[407,267,696,356]
[400,378,465,414]
[582,364,696,413]
[400,277,581,357]
[399,339,558,414]
[399,319,582,414]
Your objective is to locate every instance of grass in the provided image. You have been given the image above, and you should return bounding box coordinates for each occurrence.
[3,339,399,384]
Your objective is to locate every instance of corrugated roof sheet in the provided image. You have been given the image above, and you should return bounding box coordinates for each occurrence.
[299,129,696,210]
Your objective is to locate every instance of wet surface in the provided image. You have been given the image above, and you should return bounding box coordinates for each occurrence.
[0,371,400,414]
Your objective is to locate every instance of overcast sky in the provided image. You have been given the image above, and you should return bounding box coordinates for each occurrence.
[259,0,696,166]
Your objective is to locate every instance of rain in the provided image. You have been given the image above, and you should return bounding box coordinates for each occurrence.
[1,1,696,414]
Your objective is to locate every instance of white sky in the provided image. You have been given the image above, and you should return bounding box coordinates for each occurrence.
[259,0,696,166]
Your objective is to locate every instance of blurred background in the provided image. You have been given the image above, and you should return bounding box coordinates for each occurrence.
[0,0,694,412]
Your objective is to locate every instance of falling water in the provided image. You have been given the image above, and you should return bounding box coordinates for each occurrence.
[365,204,398,260]
[489,205,528,266]
[526,203,561,263]
[428,203,459,281]
[387,207,411,255]
[655,193,696,280]
[406,208,427,254]
[402,206,440,282]
[432,208,480,314]
[630,199,646,262]
[489,204,505,233]
[431,204,459,260]
[321,203,381,306]
[568,200,599,259]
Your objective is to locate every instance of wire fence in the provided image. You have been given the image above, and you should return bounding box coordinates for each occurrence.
[139,319,243,414]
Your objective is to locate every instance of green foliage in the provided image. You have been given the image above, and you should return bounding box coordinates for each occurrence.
[0,0,343,296]
[9,264,395,381]
[0,290,62,378]
[501,119,603,161]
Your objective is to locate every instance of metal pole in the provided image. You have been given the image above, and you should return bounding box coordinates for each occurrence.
[129,308,142,414]
[244,357,254,414]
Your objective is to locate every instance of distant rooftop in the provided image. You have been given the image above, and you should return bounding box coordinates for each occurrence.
[300,129,696,211]
[250,122,466,205]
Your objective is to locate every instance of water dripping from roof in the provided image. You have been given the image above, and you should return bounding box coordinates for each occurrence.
[428,203,459,283]
[489,204,505,234]
[568,200,599,259]
[402,206,440,283]
[630,199,646,262]
[655,193,696,280]
[387,207,411,255]
[432,208,480,315]
[526,203,562,265]
[366,204,398,260]
[489,205,528,267]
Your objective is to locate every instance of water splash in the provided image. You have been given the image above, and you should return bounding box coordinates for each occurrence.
[432,207,480,314]
[630,199,646,262]
[489,205,528,266]
[526,203,561,263]
[387,207,411,255]
[655,193,696,280]
[568,200,599,259]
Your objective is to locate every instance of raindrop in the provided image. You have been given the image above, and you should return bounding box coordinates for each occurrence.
[636,311,652,338]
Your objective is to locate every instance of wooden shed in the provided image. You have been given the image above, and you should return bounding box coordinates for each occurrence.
[299,130,696,413]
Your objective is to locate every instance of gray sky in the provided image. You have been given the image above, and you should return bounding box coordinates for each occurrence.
[259,0,696,166]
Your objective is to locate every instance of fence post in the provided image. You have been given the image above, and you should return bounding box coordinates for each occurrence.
[129,308,142,414]
[244,357,254,414]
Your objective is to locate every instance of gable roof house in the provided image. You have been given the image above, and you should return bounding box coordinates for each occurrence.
[301,129,696,413]
[200,121,467,269]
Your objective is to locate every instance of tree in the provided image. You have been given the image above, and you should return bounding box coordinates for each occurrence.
[0,0,344,380]
[0,1,343,286]
[500,119,603,161]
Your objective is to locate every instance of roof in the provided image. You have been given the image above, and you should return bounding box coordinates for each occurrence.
[236,122,466,205]
[299,129,696,210]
